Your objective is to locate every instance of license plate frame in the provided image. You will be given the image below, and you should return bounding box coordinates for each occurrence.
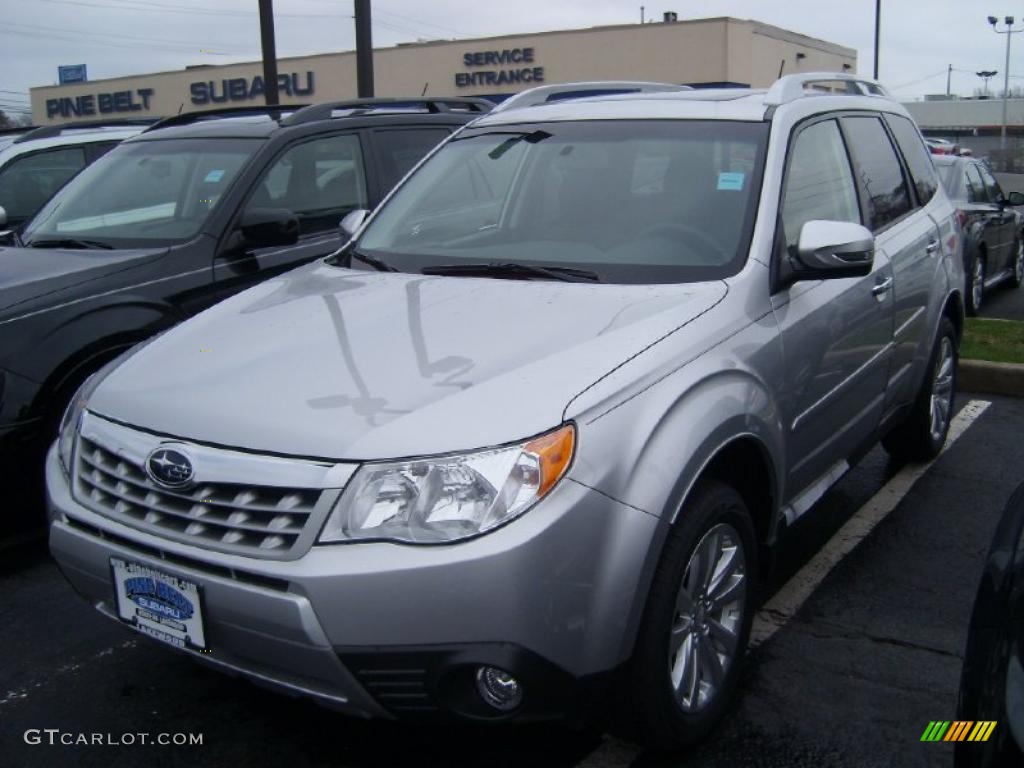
[110,558,208,651]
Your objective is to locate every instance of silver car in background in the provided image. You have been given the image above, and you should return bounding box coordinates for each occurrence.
[47,73,963,748]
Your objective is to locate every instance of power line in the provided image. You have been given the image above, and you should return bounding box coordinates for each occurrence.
[35,0,351,19]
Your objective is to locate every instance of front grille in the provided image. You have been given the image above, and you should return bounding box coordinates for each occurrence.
[77,436,321,554]
[70,413,355,559]
[347,664,437,714]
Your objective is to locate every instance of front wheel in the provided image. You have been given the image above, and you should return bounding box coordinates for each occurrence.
[618,480,757,749]
[966,251,985,316]
[882,316,957,461]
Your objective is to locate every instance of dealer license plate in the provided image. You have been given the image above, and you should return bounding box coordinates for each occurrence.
[110,558,207,651]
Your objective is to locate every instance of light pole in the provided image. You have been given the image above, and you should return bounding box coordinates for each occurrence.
[977,70,998,98]
[988,15,1023,150]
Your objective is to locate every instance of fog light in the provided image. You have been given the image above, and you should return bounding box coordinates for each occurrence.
[474,666,523,711]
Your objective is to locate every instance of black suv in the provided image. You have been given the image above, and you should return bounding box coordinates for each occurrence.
[0,98,489,520]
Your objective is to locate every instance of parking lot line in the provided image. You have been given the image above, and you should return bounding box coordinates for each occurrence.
[572,399,991,768]
[750,398,990,648]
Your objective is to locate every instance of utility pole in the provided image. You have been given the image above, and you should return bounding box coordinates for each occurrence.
[873,0,881,79]
[258,0,279,106]
[946,64,952,97]
[354,0,374,98]
[988,15,1023,151]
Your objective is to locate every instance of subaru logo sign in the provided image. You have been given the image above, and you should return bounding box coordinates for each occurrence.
[146,447,194,489]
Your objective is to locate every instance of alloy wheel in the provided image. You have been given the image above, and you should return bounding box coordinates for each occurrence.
[669,523,746,713]
[929,336,954,443]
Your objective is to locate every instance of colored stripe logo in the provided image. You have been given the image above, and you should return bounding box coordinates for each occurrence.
[921,721,997,742]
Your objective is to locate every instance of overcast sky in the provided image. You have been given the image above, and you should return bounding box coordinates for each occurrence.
[1,0,1023,118]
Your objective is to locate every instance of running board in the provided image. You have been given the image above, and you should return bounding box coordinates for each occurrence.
[780,459,851,525]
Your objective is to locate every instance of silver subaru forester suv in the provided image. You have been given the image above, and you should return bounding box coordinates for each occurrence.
[47,73,963,747]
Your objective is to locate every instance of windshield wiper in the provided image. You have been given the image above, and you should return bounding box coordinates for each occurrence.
[421,261,602,283]
[327,245,398,272]
[26,237,114,250]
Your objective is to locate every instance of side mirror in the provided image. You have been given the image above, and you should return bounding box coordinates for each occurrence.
[238,207,299,248]
[0,205,7,229]
[779,220,875,287]
[340,209,369,240]
[1006,191,1024,207]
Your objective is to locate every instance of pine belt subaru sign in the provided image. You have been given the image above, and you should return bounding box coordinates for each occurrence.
[58,64,88,85]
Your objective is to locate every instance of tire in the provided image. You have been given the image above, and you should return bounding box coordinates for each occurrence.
[1009,237,1024,289]
[617,480,757,749]
[965,250,985,316]
[882,316,957,462]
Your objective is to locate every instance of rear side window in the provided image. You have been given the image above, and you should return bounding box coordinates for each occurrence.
[886,114,938,204]
[780,119,861,252]
[842,115,913,231]
[373,128,450,192]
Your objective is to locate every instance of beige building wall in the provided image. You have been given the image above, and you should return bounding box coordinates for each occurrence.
[29,17,856,125]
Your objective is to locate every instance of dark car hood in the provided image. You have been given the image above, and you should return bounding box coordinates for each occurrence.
[89,262,726,460]
[0,244,166,317]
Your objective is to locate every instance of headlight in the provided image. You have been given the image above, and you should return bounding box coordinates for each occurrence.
[319,423,575,544]
[57,376,95,474]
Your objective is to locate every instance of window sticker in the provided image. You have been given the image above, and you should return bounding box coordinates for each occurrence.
[717,172,745,191]
[204,169,225,183]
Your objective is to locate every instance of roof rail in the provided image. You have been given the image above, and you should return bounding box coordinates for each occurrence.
[0,125,34,136]
[13,118,157,144]
[764,72,890,106]
[490,81,693,114]
[145,105,308,133]
[279,97,492,126]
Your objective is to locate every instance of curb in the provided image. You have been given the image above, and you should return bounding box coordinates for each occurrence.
[959,359,1024,398]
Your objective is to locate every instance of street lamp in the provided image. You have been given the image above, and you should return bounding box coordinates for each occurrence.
[977,69,998,98]
[988,15,1024,150]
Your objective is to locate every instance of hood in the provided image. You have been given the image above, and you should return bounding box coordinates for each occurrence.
[89,262,726,460]
[0,245,165,316]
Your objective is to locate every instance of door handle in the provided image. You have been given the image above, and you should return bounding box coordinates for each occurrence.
[871,276,893,296]
[925,240,940,255]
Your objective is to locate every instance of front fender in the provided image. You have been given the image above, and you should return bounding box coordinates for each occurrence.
[568,367,785,524]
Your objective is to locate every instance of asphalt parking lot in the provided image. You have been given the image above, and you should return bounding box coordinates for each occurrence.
[1,393,1021,768]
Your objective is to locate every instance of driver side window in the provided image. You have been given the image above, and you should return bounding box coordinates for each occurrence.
[246,134,368,236]
[781,119,861,254]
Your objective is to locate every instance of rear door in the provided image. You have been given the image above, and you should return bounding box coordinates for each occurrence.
[213,131,370,295]
[874,113,947,409]
[976,163,1016,274]
[771,115,894,496]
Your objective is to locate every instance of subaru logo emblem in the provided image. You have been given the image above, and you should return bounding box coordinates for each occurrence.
[146,446,194,489]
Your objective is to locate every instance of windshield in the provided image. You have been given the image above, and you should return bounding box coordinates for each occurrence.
[355,120,768,284]
[23,137,260,247]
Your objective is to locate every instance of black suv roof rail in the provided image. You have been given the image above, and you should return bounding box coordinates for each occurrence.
[144,105,311,133]
[13,118,158,144]
[280,97,492,126]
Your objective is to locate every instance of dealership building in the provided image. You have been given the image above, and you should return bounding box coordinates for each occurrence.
[29,16,856,125]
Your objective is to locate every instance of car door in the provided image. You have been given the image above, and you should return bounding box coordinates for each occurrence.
[213,131,370,295]
[876,113,947,409]
[977,163,1016,274]
[771,116,895,496]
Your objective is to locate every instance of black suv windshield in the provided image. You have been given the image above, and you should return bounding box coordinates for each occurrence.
[355,120,769,284]
[23,138,260,248]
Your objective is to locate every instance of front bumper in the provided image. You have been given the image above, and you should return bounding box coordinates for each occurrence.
[46,445,662,721]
